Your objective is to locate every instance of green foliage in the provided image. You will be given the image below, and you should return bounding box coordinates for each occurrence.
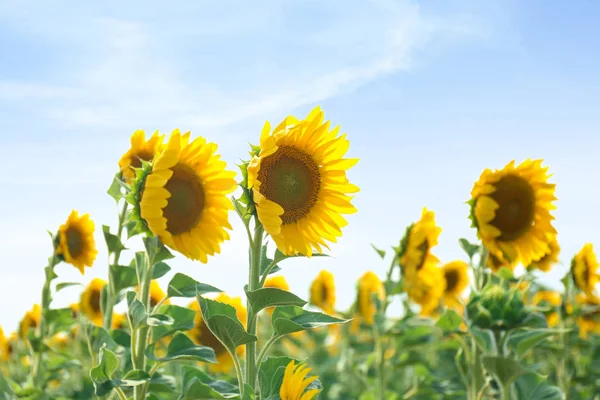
[167,273,222,298]
[179,366,240,399]
[145,332,216,363]
[151,305,196,341]
[272,306,349,336]
[246,288,307,314]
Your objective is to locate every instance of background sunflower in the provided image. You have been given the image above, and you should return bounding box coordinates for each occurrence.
[56,210,98,274]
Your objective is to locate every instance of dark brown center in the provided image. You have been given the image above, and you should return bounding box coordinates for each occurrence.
[90,289,101,314]
[193,320,225,355]
[258,146,321,224]
[130,150,155,169]
[489,174,535,241]
[65,227,84,258]
[444,269,459,292]
[163,164,206,235]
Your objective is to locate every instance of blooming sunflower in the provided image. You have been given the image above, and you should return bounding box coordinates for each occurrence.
[531,290,562,328]
[399,208,442,279]
[149,280,170,308]
[280,360,320,400]
[441,261,469,310]
[135,129,237,262]
[356,271,386,325]
[571,243,599,298]
[247,107,359,256]
[119,129,165,183]
[0,326,7,361]
[112,313,128,330]
[264,275,291,314]
[19,304,41,338]
[69,303,80,319]
[528,237,560,273]
[309,270,336,314]
[80,278,107,327]
[188,293,247,373]
[470,159,557,268]
[406,263,446,317]
[48,332,70,351]
[56,210,98,274]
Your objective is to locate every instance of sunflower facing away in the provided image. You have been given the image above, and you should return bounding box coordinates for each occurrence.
[119,129,165,183]
[405,263,445,317]
[247,107,359,256]
[19,304,41,338]
[280,360,320,400]
[136,129,237,262]
[532,290,562,328]
[441,261,469,310]
[188,293,247,373]
[310,270,336,315]
[399,208,442,279]
[80,278,107,327]
[356,271,386,325]
[56,210,98,274]
[571,243,599,299]
[528,237,560,273]
[470,159,557,269]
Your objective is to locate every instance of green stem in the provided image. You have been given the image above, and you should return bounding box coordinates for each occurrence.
[255,335,280,378]
[258,259,280,287]
[114,387,127,400]
[133,254,154,400]
[501,383,512,400]
[232,350,245,396]
[103,201,129,330]
[245,223,264,389]
[373,323,386,400]
[469,335,484,400]
[476,246,489,292]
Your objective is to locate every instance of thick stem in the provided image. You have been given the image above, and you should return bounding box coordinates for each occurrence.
[501,383,512,400]
[469,335,485,400]
[245,223,264,389]
[133,255,154,400]
[255,335,280,380]
[103,201,129,330]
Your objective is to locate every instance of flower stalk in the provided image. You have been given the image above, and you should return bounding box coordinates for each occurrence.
[245,221,264,390]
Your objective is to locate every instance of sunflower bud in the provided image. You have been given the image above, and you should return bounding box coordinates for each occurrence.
[466,285,527,330]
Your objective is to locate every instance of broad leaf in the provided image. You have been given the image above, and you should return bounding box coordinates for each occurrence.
[246,288,306,314]
[436,309,463,333]
[371,243,386,259]
[152,262,171,279]
[103,225,126,253]
[107,174,124,203]
[144,236,174,265]
[167,273,222,298]
[89,345,120,396]
[111,265,138,291]
[146,332,216,363]
[151,305,196,341]
[179,366,240,399]
[55,282,82,292]
[259,356,295,399]
[514,373,564,400]
[482,356,527,387]
[272,306,349,336]
[507,329,560,358]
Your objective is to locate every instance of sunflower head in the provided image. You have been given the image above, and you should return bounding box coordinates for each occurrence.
[399,208,442,279]
[48,332,70,351]
[148,280,169,308]
[247,107,359,257]
[356,271,385,325]
[575,294,600,338]
[280,360,320,400]
[0,326,8,361]
[130,129,237,262]
[571,243,599,298]
[470,159,557,268]
[69,303,80,319]
[466,285,527,330]
[19,304,41,339]
[405,263,445,317]
[188,293,247,373]
[309,270,336,315]
[80,278,106,327]
[441,261,469,310]
[528,237,560,273]
[119,129,165,183]
[112,313,128,330]
[56,210,98,274]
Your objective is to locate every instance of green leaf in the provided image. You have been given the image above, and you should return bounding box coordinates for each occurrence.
[151,305,196,341]
[482,356,527,387]
[435,309,463,333]
[459,238,479,259]
[179,366,240,399]
[55,282,82,292]
[167,273,222,298]
[259,245,281,277]
[107,174,124,203]
[259,356,295,399]
[135,252,148,284]
[242,384,255,400]
[88,325,117,352]
[246,288,307,314]
[111,265,138,292]
[149,373,177,394]
[371,243,386,259]
[152,262,171,279]
[0,373,14,399]
[103,225,126,253]
[514,373,564,400]
[507,329,560,358]
[89,345,120,396]
[496,267,514,281]
[45,265,58,281]
[198,296,257,354]
[470,327,494,353]
[144,236,174,265]
[272,306,349,336]
[46,307,76,334]
[111,330,131,348]
[146,332,216,363]
[120,370,151,386]
[128,299,149,329]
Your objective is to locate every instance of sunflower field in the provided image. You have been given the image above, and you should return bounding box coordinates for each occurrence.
[1,107,599,400]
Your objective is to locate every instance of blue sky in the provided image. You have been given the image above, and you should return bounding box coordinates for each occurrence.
[1,0,599,330]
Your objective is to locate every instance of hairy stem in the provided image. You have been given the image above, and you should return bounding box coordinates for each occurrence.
[245,223,264,389]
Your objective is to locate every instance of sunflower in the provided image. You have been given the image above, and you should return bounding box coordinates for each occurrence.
[528,237,560,273]
[487,252,510,272]
[188,293,247,373]
[69,303,80,319]
[112,313,128,330]
[470,159,557,268]
[19,304,41,338]
[119,129,165,183]
[135,129,237,262]
[356,271,386,325]
[399,208,442,279]
[531,290,562,328]
[280,360,320,400]
[149,280,169,308]
[48,332,70,351]
[80,278,107,327]
[575,294,600,339]
[264,276,291,314]
[247,107,359,256]
[441,261,469,310]
[571,243,599,298]
[0,326,7,361]
[406,263,445,317]
[309,270,336,314]
[56,210,98,274]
